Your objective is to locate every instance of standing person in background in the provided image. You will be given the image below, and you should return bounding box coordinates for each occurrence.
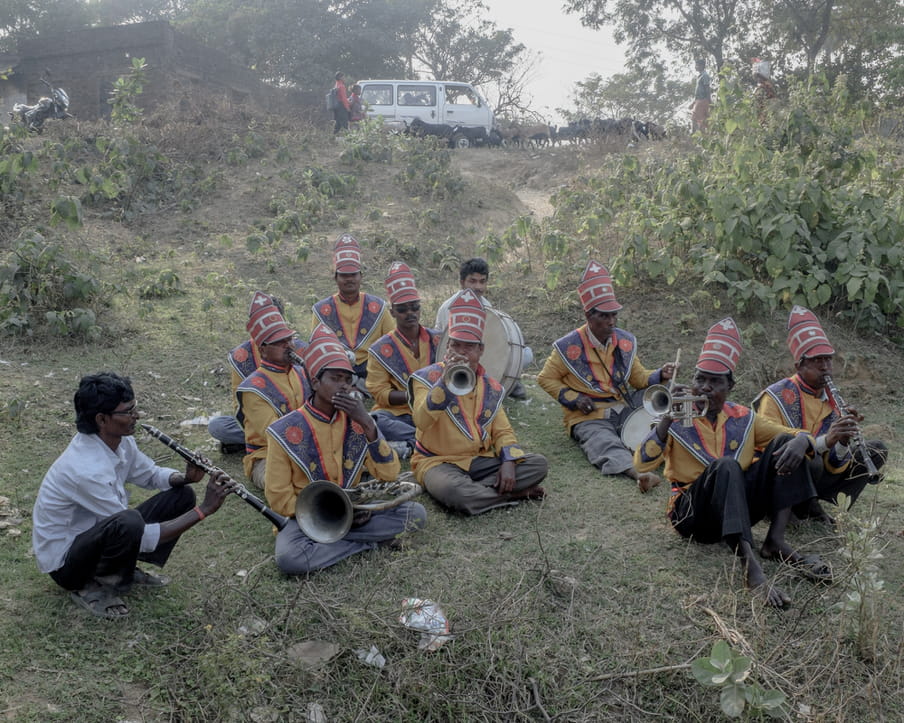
[332,72,351,133]
[690,58,712,132]
[348,84,364,124]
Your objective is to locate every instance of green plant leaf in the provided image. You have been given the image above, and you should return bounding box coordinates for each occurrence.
[720,684,746,718]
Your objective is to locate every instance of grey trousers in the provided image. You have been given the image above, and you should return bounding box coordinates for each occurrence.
[424,453,548,516]
[275,501,427,575]
[571,416,635,476]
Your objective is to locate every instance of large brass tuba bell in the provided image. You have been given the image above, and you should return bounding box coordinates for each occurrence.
[295,475,423,544]
[443,362,476,396]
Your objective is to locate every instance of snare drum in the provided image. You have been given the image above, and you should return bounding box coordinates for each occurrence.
[620,407,657,451]
[437,308,525,393]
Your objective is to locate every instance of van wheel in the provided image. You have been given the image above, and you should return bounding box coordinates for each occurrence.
[451,132,471,149]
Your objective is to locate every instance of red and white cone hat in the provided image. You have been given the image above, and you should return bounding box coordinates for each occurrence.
[333,233,362,274]
[246,291,295,347]
[578,260,622,313]
[696,317,743,374]
[305,324,353,378]
[447,289,486,343]
[787,305,835,362]
[385,262,420,305]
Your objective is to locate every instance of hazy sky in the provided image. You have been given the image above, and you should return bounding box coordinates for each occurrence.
[483,0,626,122]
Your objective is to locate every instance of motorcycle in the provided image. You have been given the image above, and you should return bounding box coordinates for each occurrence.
[9,76,72,133]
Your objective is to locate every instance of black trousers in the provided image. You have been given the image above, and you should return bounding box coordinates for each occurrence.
[670,434,816,547]
[333,107,349,133]
[794,439,887,515]
[49,486,195,591]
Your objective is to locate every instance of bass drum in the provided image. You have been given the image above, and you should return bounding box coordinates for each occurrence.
[620,407,657,451]
[436,308,524,393]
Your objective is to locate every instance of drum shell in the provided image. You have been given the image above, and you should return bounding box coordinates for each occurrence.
[620,407,657,451]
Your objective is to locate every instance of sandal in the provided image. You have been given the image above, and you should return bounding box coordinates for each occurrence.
[70,585,129,619]
[788,554,834,584]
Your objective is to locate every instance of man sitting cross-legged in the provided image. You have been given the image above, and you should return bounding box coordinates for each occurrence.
[366,262,441,459]
[265,325,427,575]
[752,305,887,523]
[634,318,825,609]
[410,289,548,515]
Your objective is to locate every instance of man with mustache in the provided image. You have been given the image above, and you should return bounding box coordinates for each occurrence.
[634,318,826,608]
[236,292,310,490]
[753,306,886,522]
[366,262,441,459]
[312,233,394,395]
[32,372,234,618]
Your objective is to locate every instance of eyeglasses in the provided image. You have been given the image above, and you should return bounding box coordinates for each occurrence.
[394,303,421,314]
[110,403,139,417]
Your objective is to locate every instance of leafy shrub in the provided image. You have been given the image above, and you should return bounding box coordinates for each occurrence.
[397,136,465,199]
[139,269,183,299]
[0,232,103,338]
[339,117,397,163]
[108,57,147,126]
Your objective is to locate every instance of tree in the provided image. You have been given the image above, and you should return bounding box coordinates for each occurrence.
[562,0,759,70]
[561,61,689,122]
[409,0,525,85]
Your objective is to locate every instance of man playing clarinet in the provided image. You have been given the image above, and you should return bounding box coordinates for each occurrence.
[32,372,234,619]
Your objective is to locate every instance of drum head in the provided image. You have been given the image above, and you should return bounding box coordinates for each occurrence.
[436,308,524,392]
[620,408,656,451]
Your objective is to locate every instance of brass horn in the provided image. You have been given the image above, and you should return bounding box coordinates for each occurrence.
[642,385,708,427]
[443,362,476,396]
[295,475,423,544]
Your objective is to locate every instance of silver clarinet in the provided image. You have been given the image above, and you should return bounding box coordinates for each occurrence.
[822,375,881,483]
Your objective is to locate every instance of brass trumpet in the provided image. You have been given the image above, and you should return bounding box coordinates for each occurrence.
[642,385,708,425]
[442,362,476,396]
[295,475,422,543]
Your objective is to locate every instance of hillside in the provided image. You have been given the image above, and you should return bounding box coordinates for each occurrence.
[1,112,903,722]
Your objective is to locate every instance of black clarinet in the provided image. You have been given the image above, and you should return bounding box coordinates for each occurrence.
[822,376,881,484]
[141,424,291,529]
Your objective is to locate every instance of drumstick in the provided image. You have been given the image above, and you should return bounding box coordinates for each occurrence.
[667,349,681,392]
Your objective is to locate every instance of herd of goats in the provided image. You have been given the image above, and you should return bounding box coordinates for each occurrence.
[407,116,669,149]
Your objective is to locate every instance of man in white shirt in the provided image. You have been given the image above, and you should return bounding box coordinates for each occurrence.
[32,372,234,619]
[434,257,532,399]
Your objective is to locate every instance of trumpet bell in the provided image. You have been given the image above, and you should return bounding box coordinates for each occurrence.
[642,385,671,416]
[443,362,476,396]
[295,480,353,544]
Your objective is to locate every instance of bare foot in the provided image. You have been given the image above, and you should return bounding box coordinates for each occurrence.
[746,558,790,608]
[510,485,546,501]
[637,472,661,494]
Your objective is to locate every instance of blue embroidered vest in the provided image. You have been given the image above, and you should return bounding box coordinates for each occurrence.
[313,294,387,351]
[552,326,638,399]
[370,327,441,386]
[755,378,834,436]
[236,362,309,426]
[268,404,369,489]
[668,402,756,468]
[409,362,506,442]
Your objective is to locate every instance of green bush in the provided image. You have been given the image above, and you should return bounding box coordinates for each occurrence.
[0,232,104,338]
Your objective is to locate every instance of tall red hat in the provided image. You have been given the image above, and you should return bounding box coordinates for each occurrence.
[305,324,353,378]
[385,262,420,305]
[246,291,295,347]
[578,260,622,313]
[447,289,486,343]
[696,317,743,374]
[333,233,362,274]
[787,305,835,362]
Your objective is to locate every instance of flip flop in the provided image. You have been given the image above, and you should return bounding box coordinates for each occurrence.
[70,585,129,619]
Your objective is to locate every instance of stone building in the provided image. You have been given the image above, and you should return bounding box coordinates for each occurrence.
[2,21,308,122]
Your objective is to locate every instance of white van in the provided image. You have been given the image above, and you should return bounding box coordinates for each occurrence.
[357,80,495,146]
